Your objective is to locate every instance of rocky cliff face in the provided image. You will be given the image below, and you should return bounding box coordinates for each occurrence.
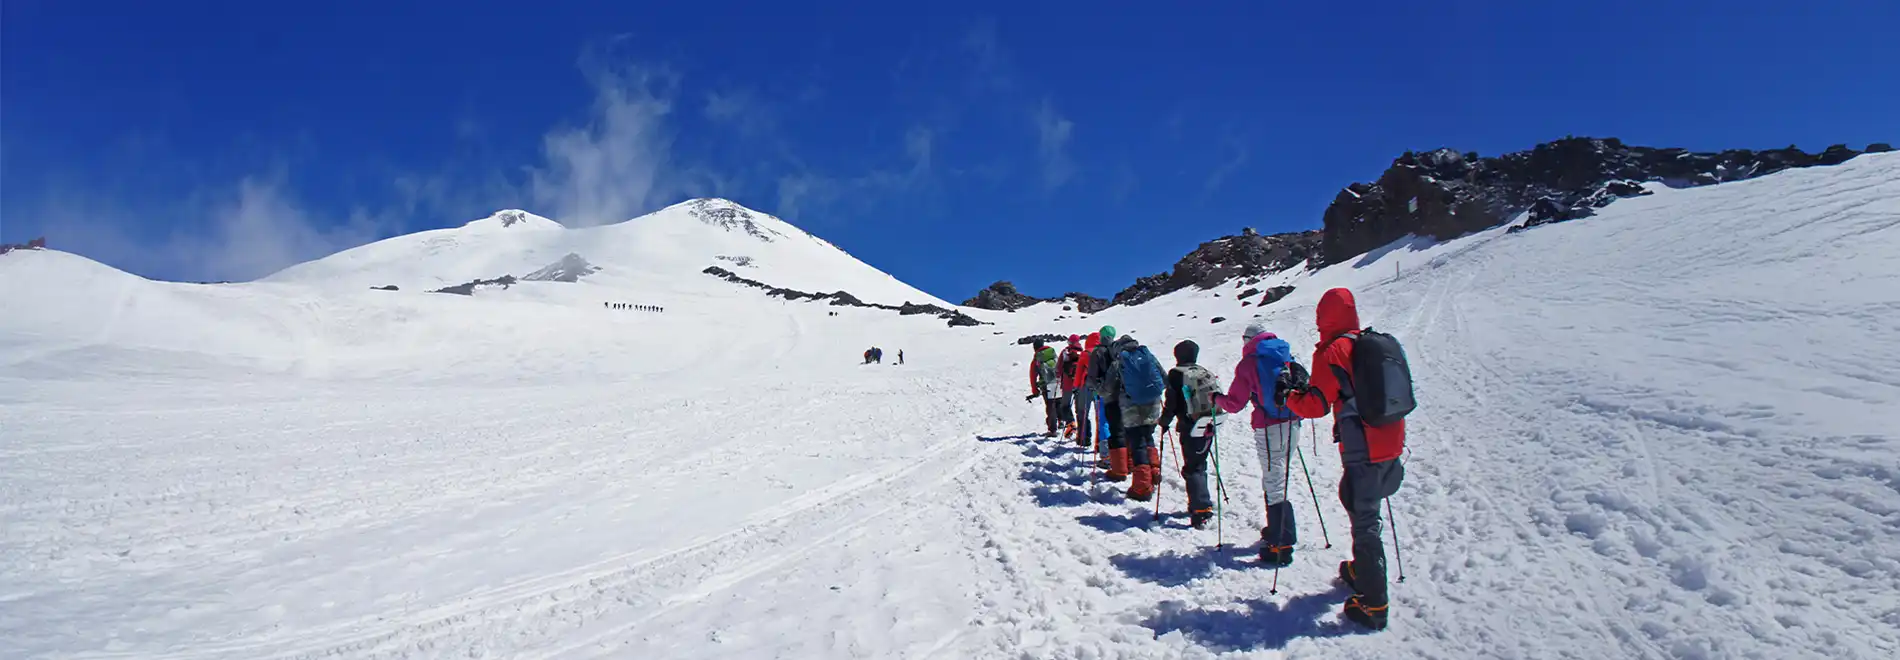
[1320,138,1882,263]
[1107,228,1322,307]
[961,281,1110,313]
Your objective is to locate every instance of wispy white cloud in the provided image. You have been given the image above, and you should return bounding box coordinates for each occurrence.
[1201,132,1253,199]
[1035,98,1076,191]
[33,173,396,282]
[527,61,681,227]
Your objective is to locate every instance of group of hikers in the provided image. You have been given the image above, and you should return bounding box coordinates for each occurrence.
[605,302,664,312]
[862,347,903,364]
[1024,286,1413,631]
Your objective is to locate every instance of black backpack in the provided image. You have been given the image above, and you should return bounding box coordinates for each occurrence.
[1337,328,1416,426]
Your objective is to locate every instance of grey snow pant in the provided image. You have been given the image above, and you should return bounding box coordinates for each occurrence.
[1340,456,1406,607]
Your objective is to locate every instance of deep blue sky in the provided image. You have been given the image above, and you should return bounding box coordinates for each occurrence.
[5,1,1895,296]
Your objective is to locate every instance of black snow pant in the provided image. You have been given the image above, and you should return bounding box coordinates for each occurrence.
[1177,423,1214,515]
[1043,397,1063,435]
[1102,399,1124,452]
[1339,456,1406,607]
[1073,395,1094,445]
[1057,392,1075,425]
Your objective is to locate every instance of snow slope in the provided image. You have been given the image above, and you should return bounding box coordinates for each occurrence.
[1,154,1896,659]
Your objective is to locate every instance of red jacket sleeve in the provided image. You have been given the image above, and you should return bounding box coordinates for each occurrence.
[1213,356,1257,414]
[1071,352,1092,390]
[1287,341,1345,419]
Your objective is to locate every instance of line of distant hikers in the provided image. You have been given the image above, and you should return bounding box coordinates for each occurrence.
[1023,286,1414,631]
[605,302,664,312]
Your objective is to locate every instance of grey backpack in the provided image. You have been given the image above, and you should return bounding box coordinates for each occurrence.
[1178,364,1222,419]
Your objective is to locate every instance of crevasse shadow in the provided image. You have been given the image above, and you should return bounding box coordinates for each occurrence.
[1143,586,1367,652]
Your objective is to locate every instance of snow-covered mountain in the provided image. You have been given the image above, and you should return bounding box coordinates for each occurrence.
[269,198,950,309]
[1,153,1895,659]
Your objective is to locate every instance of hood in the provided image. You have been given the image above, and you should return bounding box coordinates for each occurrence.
[1086,332,1102,349]
[1242,330,1280,357]
[1112,335,1141,351]
[1317,287,1361,340]
[1173,339,1199,365]
[1067,334,1082,347]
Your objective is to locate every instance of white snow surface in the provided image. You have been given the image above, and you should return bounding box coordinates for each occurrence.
[3,155,1898,659]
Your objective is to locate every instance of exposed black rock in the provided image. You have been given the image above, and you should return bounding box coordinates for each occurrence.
[1106,230,1322,308]
[1868,143,1894,153]
[1210,317,1227,324]
[0,236,47,255]
[962,281,1111,313]
[522,253,600,283]
[431,275,517,296]
[1016,334,1068,346]
[704,266,987,328]
[1259,286,1296,306]
[371,285,399,291]
[1322,138,1878,260]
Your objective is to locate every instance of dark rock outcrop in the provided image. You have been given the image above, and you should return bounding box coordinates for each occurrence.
[1107,230,1322,307]
[522,253,601,283]
[1258,286,1296,306]
[1323,139,1881,261]
[431,275,517,296]
[704,266,986,328]
[371,285,399,291]
[1210,316,1227,324]
[1016,334,1068,346]
[0,236,47,255]
[1867,143,1894,154]
[962,281,1110,313]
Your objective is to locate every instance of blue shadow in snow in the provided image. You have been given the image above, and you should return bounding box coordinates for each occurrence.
[1077,510,1152,533]
[1031,485,1092,508]
[1110,547,1259,587]
[1143,585,1367,652]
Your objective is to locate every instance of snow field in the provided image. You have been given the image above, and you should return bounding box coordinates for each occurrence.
[2,153,1896,659]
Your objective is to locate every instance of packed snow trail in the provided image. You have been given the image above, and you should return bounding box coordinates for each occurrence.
[3,154,1897,658]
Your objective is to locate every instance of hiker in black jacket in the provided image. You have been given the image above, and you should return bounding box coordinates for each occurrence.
[1158,339,1223,529]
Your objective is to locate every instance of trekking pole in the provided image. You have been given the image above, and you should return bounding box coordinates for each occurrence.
[1387,498,1407,583]
[1211,427,1227,549]
[1090,397,1103,487]
[1154,429,1167,525]
[1294,438,1333,549]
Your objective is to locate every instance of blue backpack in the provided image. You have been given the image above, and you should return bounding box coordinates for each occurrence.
[1119,344,1168,405]
[1253,336,1298,420]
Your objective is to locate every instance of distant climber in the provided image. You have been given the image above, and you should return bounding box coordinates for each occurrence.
[898,350,905,365]
[1027,341,1065,437]
[1284,287,1413,632]
[1085,326,1123,475]
[1056,335,1084,440]
[1068,332,1101,449]
[1158,339,1224,529]
[1213,320,1306,567]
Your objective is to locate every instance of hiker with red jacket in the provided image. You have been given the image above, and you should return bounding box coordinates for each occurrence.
[1068,333,1101,448]
[1213,321,1307,567]
[1056,335,1085,440]
[1027,341,1065,437]
[1285,287,1412,631]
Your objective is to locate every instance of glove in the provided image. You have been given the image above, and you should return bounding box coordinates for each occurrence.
[1273,362,1310,407]
[1025,393,1038,402]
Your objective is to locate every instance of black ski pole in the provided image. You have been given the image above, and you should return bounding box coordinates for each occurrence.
[1295,433,1333,549]
[1211,427,1226,549]
[1387,497,1407,583]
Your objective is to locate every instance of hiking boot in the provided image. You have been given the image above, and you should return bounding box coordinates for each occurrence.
[1128,465,1155,501]
[1190,509,1213,530]
[1337,560,1357,591]
[1343,595,1389,631]
[1095,458,1111,470]
[1259,545,1293,568]
[1076,437,1091,449]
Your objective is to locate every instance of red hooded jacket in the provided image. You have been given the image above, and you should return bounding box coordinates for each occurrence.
[1070,333,1101,391]
[1286,288,1406,463]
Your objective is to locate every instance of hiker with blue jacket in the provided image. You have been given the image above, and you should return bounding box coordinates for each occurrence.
[1213,320,1309,567]
[1103,329,1170,502]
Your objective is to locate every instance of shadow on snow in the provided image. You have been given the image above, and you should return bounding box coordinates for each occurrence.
[1109,547,1258,587]
[1143,585,1369,652]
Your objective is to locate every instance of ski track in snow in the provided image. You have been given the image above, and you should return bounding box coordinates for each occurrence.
[3,155,1898,659]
